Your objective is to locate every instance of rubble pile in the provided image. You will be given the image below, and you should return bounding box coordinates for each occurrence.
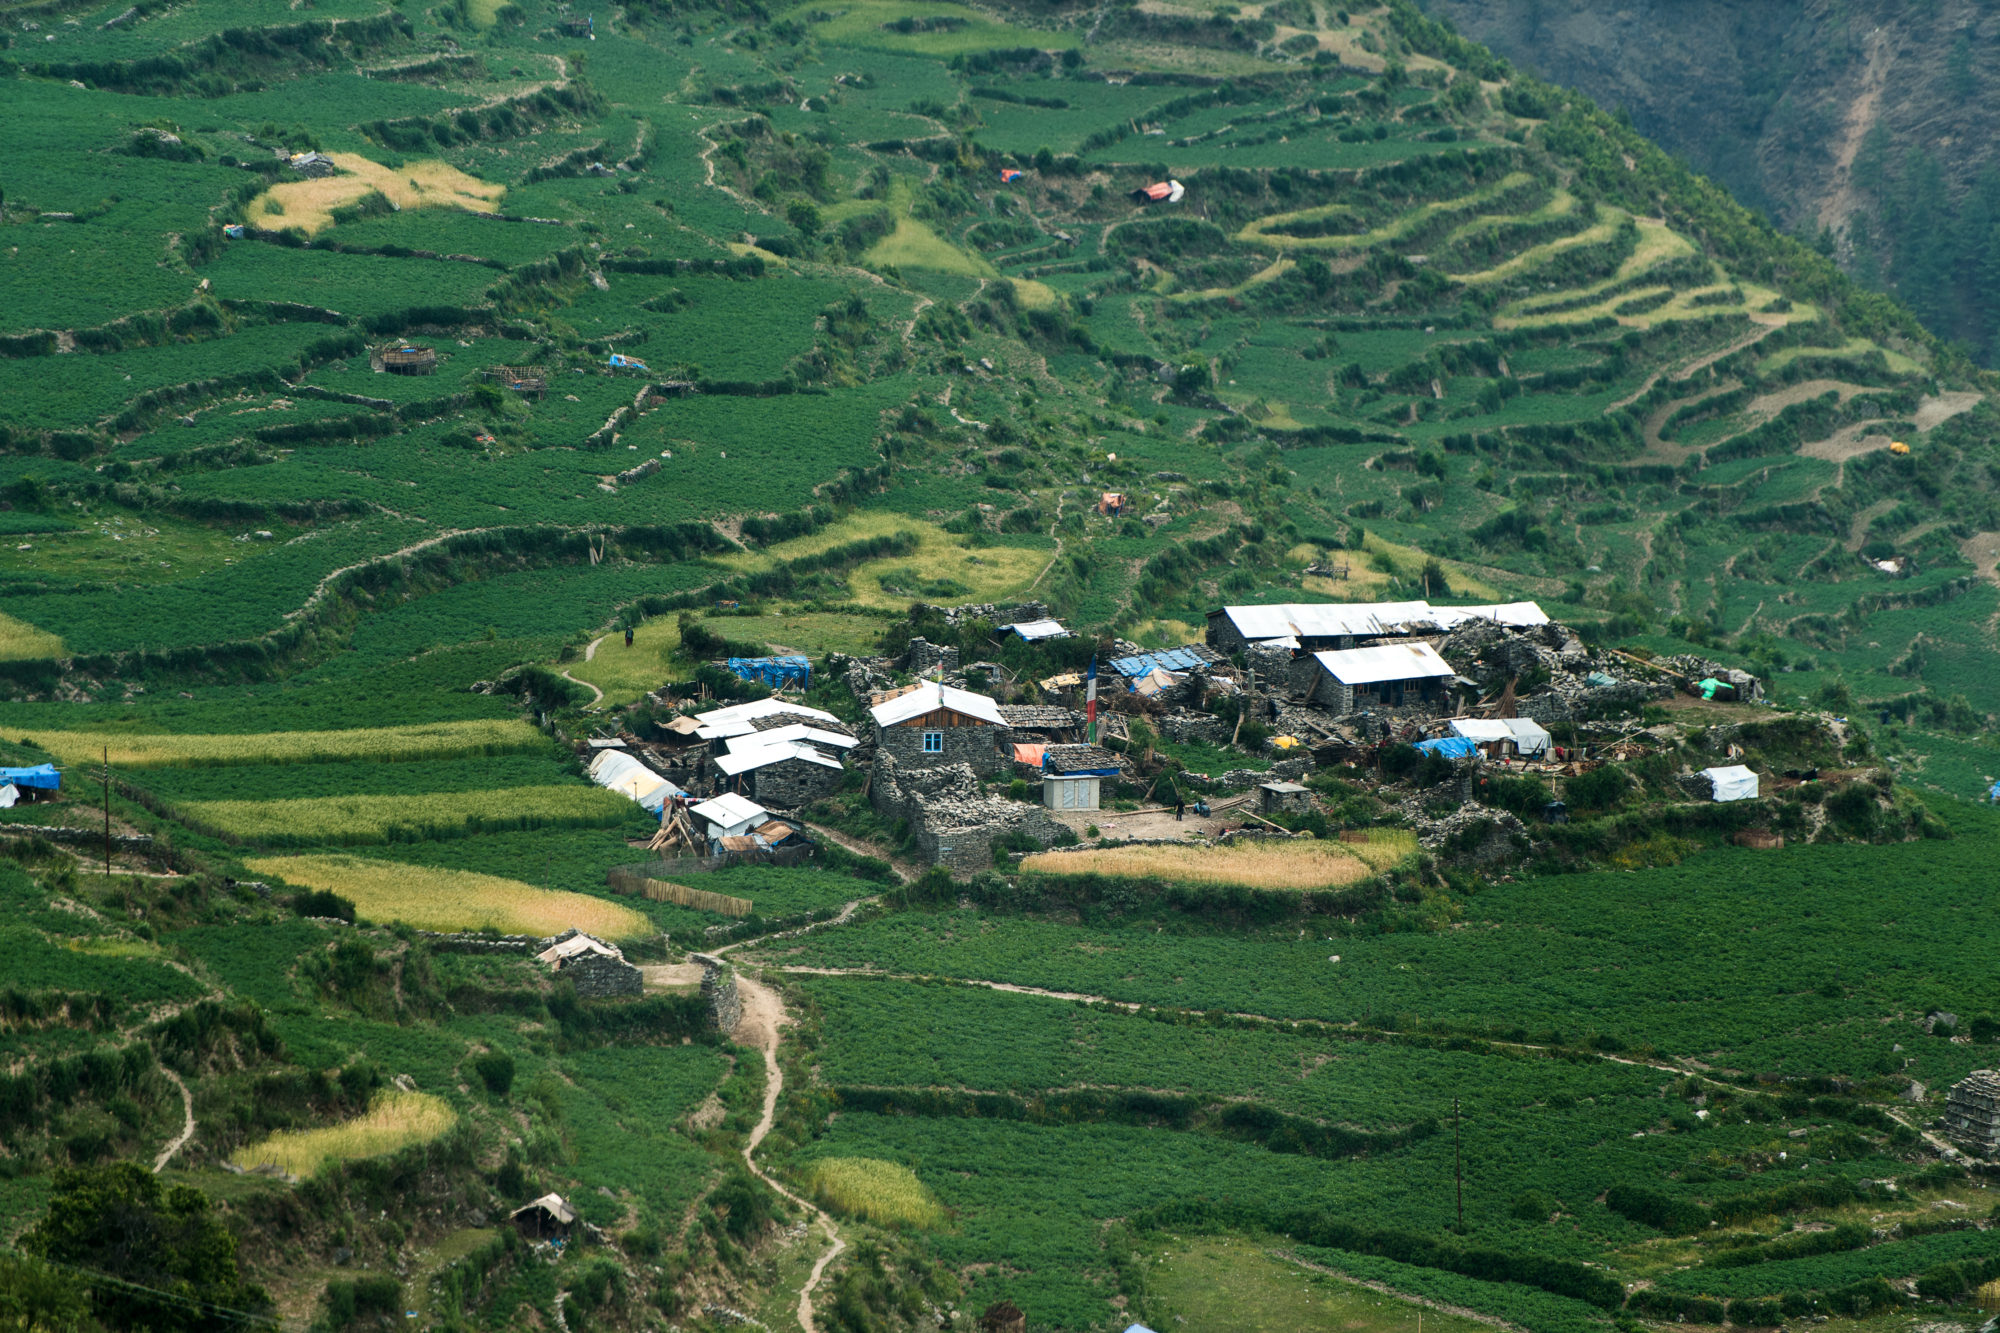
[1439,619,1667,721]
[1401,798,1530,864]
[870,754,1067,872]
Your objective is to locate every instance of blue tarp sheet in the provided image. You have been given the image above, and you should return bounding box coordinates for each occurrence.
[1413,737,1480,759]
[726,656,810,690]
[1110,647,1206,677]
[0,764,60,790]
[1989,781,2000,803]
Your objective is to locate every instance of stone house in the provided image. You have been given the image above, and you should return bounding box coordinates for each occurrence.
[870,681,1008,776]
[535,930,642,999]
[1259,780,1313,815]
[714,740,845,807]
[998,704,1084,745]
[871,753,1065,872]
[1303,642,1457,715]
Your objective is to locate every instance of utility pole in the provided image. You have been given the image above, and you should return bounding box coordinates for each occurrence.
[102,745,111,878]
[1454,1097,1464,1231]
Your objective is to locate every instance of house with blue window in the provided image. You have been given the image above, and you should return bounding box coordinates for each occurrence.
[868,681,1008,776]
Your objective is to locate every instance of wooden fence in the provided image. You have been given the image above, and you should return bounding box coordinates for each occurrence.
[606,867,753,917]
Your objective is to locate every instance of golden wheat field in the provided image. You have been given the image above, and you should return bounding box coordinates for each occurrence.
[245,854,653,938]
[1022,831,1417,890]
[804,1157,946,1229]
[244,153,504,233]
[0,612,63,662]
[25,719,546,769]
[229,1090,456,1178]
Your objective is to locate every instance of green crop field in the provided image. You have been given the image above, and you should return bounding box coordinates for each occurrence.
[0,0,1996,1327]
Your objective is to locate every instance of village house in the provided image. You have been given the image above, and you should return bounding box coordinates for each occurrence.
[690,792,770,846]
[1303,642,1457,714]
[998,703,1085,747]
[869,681,1008,776]
[714,737,845,807]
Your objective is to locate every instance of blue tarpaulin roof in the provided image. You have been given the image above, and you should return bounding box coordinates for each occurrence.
[1413,736,1480,759]
[726,656,810,690]
[0,764,60,790]
[1110,647,1206,677]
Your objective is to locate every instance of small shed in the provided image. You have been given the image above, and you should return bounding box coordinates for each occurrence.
[979,1301,1027,1333]
[1042,773,1100,811]
[691,792,770,841]
[510,1193,576,1240]
[1259,780,1312,815]
[493,365,547,397]
[535,930,641,999]
[381,344,437,376]
[587,749,681,812]
[1699,765,1759,802]
[287,151,338,178]
[1098,491,1126,516]
[1129,179,1185,204]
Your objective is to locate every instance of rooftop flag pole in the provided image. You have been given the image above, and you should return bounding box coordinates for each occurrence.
[1086,656,1098,744]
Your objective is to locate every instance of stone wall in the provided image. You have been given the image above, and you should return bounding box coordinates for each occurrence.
[870,753,1067,873]
[1159,713,1232,745]
[876,718,1006,776]
[903,638,959,676]
[418,931,539,954]
[692,953,742,1033]
[746,756,843,808]
[561,952,643,999]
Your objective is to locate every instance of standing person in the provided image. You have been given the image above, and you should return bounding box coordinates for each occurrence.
[624,626,634,648]
[1174,786,1186,822]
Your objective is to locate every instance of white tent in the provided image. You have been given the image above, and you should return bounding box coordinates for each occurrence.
[0,783,15,809]
[1503,717,1553,758]
[1700,765,1759,802]
[586,749,681,812]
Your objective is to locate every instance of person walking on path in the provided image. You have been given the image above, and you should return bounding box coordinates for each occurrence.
[624,626,635,647]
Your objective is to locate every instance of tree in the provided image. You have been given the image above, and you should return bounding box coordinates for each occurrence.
[22,1163,272,1332]
[785,198,821,238]
[0,1252,96,1332]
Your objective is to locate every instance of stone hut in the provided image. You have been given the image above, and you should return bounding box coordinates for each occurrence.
[1303,642,1456,715]
[870,681,1008,776]
[510,1193,575,1240]
[903,637,959,677]
[535,930,642,999]
[1258,780,1312,815]
[1942,1070,2000,1156]
[715,744,843,807]
[871,753,1065,872]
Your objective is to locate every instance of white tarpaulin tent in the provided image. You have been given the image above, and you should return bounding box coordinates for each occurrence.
[1503,717,1553,758]
[587,749,681,812]
[1446,717,1553,758]
[0,783,15,809]
[1701,764,1759,802]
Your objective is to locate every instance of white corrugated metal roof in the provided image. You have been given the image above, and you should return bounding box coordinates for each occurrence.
[537,934,622,965]
[725,724,857,753]
[1214,601,1438,641]
[1002,618,1070,641]
[714,742,844,776]
[1428,601,1551,629]
[1217,600,1547,640]
[690,792,768,831]
[1312,642,1455,685]
[869,681,1006,728]
[693,697,843,739]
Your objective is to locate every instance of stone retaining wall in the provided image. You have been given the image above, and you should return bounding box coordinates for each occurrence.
[691,953,742,1033]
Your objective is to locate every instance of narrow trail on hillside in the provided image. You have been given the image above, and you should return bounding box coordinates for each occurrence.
[153,1069,195,1173]
[732,973,845,1333]
[558,633,609,708]
[800,823,916,884]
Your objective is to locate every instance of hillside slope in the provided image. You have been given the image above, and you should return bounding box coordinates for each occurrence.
[1414,0,2000,361]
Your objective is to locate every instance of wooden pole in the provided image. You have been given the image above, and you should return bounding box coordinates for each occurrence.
[102,745,111,878]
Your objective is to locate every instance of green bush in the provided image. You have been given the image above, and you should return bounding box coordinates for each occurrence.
[472,1051,515,1097]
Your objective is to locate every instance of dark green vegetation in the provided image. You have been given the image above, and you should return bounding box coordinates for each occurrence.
[0,0,1996,1329]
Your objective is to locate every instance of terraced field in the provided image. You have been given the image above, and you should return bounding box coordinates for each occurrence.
[0,0,1997,1328]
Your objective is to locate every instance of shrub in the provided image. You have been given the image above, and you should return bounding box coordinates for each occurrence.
[293,889,356,922]
[1510,1189,1555,1221]
[472,1051,515,1097]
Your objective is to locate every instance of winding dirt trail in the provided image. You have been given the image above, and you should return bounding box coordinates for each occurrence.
[152,1068,195,1173]
[558,633,610,708]
[732,973,845,1333]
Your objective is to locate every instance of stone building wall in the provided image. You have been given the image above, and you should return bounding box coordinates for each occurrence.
[745,757,843,808]
[693,954,742,1033]
[904,638,959,676]
[876,718,1006,776]
[560,953,643,1000]
[870,753,1066,873]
